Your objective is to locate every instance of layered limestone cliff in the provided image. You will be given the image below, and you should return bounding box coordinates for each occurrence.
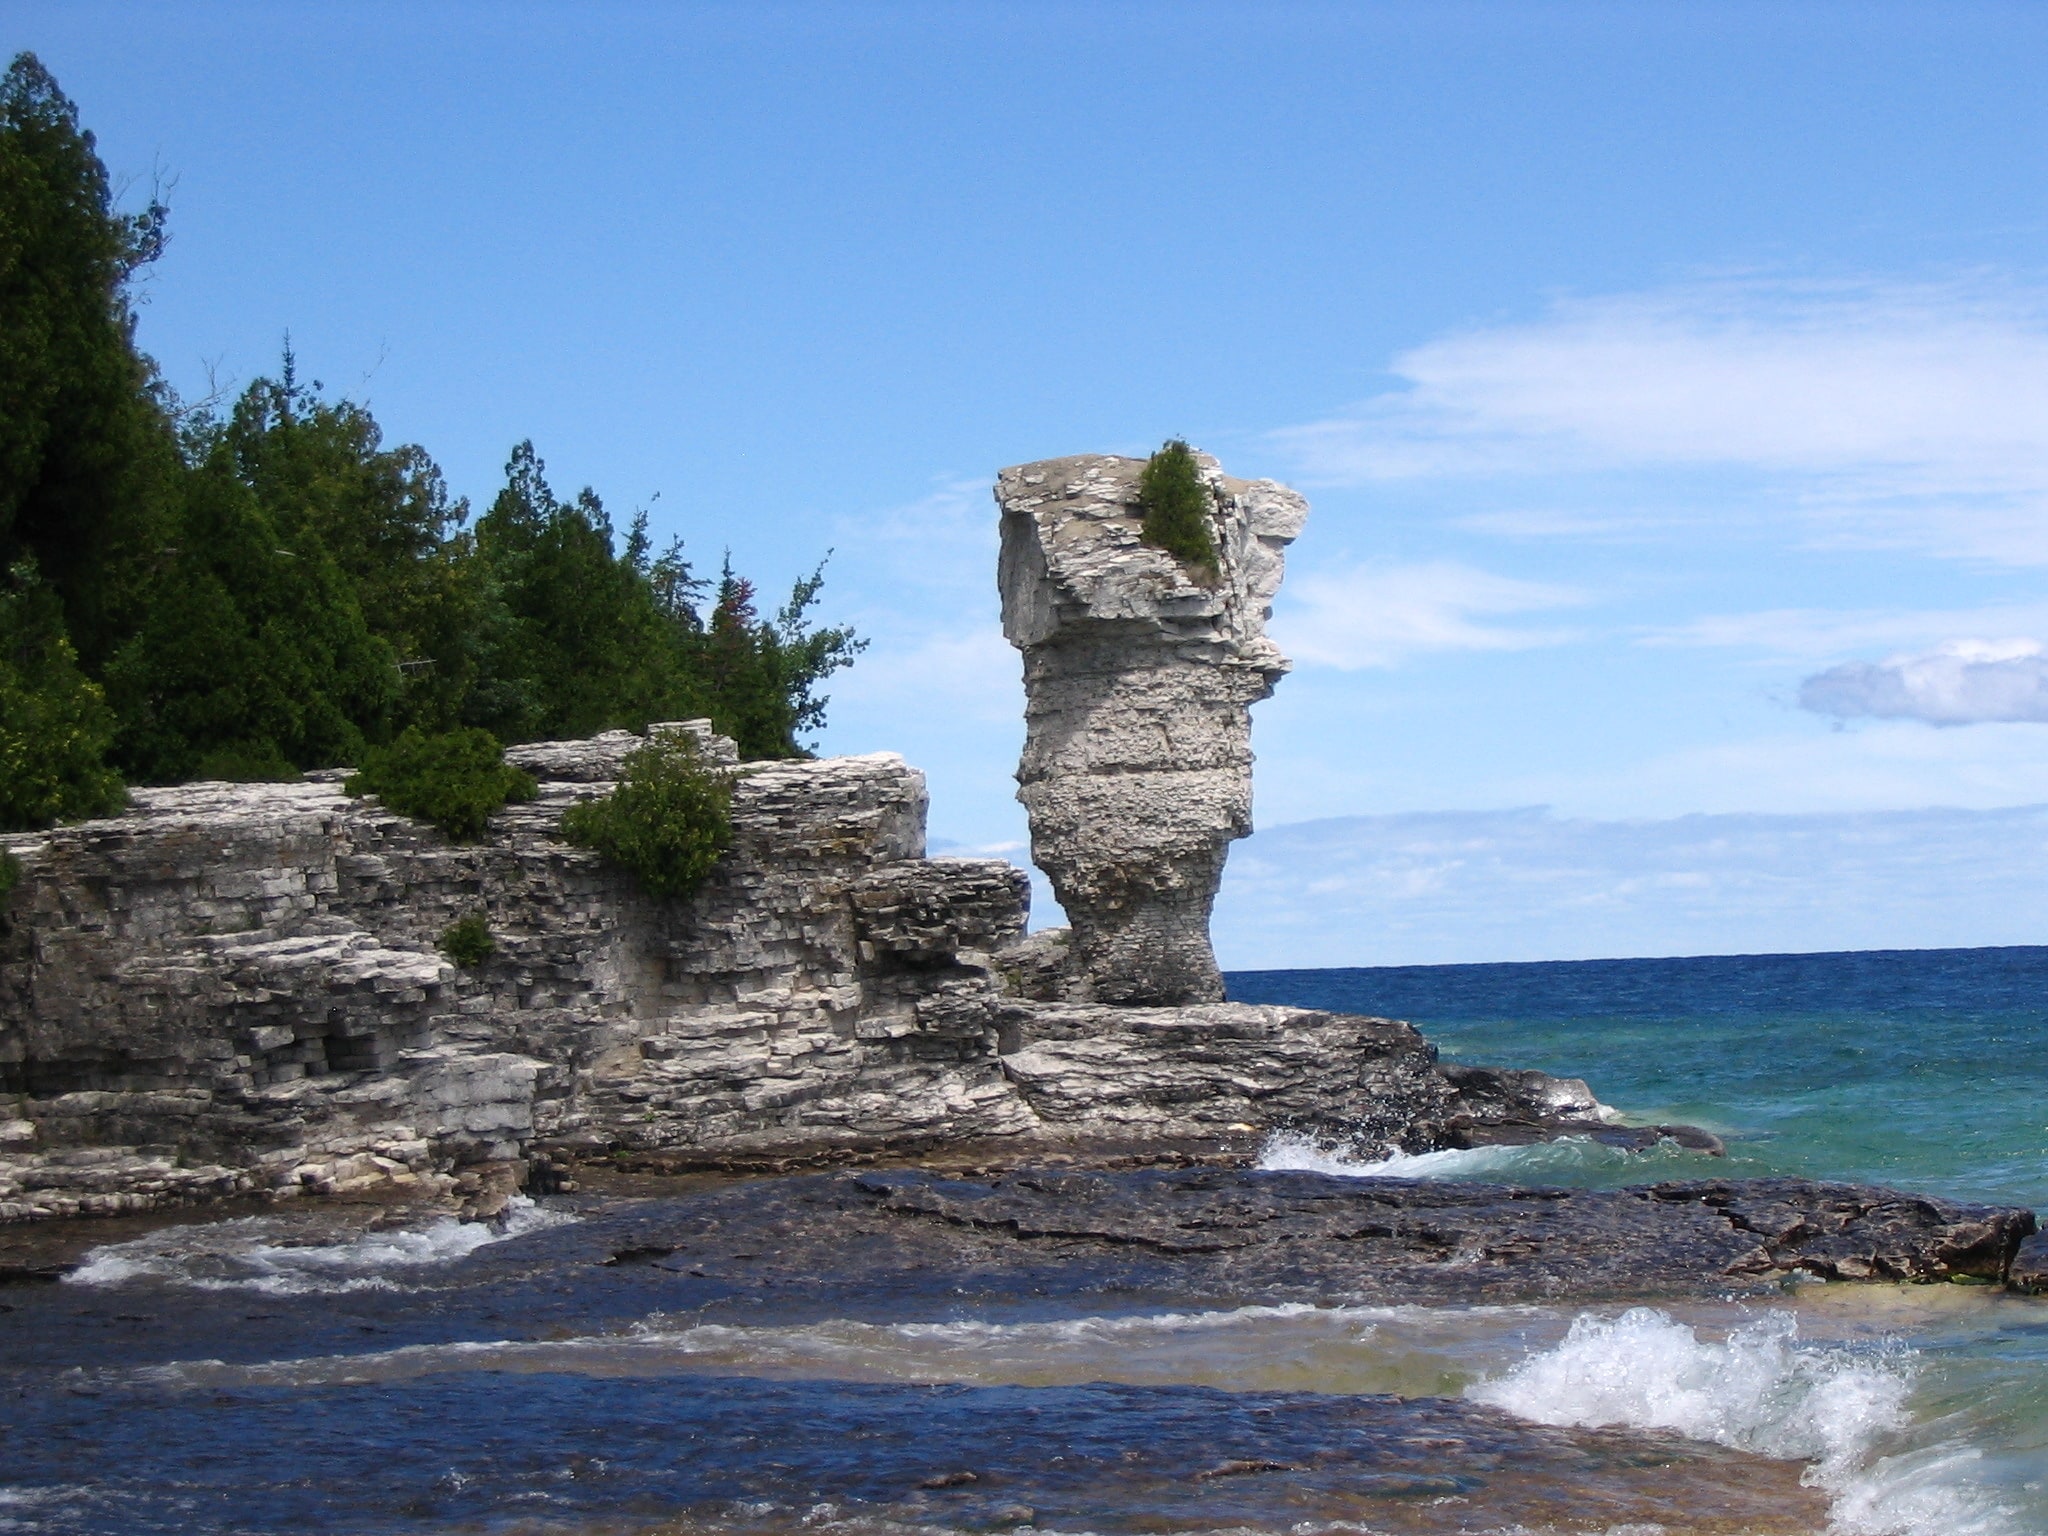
[0,722,1607,1223]
[996,451,1307,1004]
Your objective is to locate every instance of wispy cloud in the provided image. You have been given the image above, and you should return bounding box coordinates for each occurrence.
[1799,639,2048,726]
[1273,275,2048,564]
[1641,602,2048,662]
[1216,804,2048,968]
[1274,560,1584,670]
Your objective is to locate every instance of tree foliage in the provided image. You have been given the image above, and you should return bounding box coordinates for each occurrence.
[344,726,535,842]
[1137,439,1219,579]
[560,730,733,899]
[438,913,495,968]
[0,562,124,829]
[0,52,176,670]
[0,54,865,823]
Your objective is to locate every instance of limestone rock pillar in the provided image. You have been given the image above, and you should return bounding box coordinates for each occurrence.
[996,451,1307,1004]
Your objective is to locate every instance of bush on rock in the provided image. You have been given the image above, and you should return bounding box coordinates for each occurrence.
[560,729,733,899]
[1137,439,1220,581]
[344,726,535,841]
[439,913,495,968]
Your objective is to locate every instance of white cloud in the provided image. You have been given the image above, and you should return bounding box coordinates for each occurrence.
[1799,638,2048,726]
[830,627,1020,722]
[1542,718,2048,819]
[1640,601,2048,662]
[1274,560,1584,669]
[1274,276,2048,563]
[1214,804,2048,968]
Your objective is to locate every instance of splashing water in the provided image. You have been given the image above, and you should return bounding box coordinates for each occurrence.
[1469,1306,2017,1536]
[1256,1128,1715,1184]
[63,1196,573,1295]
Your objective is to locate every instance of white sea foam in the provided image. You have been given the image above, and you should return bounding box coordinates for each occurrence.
[64,1196,572,1295]
[1257,1127,1717,1183]
[1469,1306,2016,1536]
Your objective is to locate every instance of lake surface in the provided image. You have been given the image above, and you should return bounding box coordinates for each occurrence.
[5,944,2046,1534]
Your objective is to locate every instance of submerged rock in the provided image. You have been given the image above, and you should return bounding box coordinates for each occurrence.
[996,451,1307,1005]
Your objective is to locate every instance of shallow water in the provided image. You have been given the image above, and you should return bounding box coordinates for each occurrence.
[1234,945,2048,1534]
[6,944,2047,1533]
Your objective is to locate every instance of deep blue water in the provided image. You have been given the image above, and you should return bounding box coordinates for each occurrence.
[1229,944,2048,1208]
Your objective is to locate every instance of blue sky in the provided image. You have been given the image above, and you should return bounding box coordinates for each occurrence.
[14,2,2048,962]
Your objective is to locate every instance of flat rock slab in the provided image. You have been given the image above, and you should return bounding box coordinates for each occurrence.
[585,1166,2037,1307]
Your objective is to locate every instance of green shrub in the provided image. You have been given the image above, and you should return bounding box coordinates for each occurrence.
[344,726,535,841]
[1137,439,1220,580]
[0,569,127,830]
[0,849,21,907]
[560,729,733,899]
[439,913,495,968]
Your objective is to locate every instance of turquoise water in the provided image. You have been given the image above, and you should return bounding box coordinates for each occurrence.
[1230,945,2048,1207]
[7,946,2048,1534]
[1233,946,2048,1534]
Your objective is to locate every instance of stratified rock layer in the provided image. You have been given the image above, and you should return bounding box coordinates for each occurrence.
[996,452,1306,1003]
[0,725,1613,1223]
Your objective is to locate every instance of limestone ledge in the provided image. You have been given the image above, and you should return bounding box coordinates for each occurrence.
[0,725,1602,1224]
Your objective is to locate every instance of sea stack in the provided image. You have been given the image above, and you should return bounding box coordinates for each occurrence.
[996,451,1308,1004]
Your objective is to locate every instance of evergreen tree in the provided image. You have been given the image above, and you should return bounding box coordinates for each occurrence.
[219,355,479,731]
[0,53,178,668]
[1137,439,1219,579]
[105,439,397,782]
[0,561,124,828]
[0,61,867,788]
[469,443,689,740]
[689,558,864,759]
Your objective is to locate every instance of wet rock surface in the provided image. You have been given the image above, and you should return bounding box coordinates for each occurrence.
[577,1166,2039,1306]
[3,1163,2014,1534]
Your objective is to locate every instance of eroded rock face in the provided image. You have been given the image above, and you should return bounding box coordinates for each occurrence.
[996,452,1306,1003]
[0,719,1680,1226]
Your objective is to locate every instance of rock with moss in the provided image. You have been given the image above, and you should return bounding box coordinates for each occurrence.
[996,449,1307,1004]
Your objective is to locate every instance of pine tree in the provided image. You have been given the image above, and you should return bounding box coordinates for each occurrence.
[0,53,179,669]
[0,561,124,827]
[1137,439,1219,579]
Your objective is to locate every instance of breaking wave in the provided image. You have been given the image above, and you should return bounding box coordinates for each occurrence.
[64,1197,572,1295]
[1470,1306,2016,1536]
[1256,1128,1713,1183]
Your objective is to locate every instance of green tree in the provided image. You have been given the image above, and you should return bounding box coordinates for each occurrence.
[469,442,706,741]
[105,438,397,782]
[1137,439,1219,579]
[219,355,479,732]
[0,561,124,828]
[689,558,863,759]
[0,53,179,669]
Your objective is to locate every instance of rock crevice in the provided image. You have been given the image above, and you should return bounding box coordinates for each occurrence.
[0,720,1603,1223]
